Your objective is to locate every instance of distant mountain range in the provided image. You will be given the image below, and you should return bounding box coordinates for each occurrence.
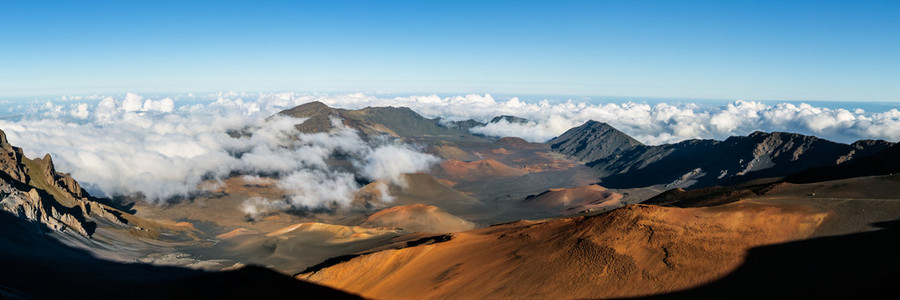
[550,120,895,189]
[282,103,898,190]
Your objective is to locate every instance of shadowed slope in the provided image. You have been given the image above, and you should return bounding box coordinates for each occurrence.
[0,213,360,299]
[646,220,900,299]
[577,128,893,189]
[785,142,900,183]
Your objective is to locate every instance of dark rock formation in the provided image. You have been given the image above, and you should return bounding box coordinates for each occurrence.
[550,121,894,189]
[489,115,529,124]
[0,129,128,237]
[548,120,643,162]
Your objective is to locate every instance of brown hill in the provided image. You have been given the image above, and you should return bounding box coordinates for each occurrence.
[494,136,534,149]
[354,174,487,218]
[212,222,403,273]
[523,184,623,213]
[436,159,528,181]
[427,144,479,161]
[299,201,827,299]
[362,204,475,233]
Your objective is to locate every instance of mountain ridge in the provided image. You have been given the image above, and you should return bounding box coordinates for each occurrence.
[278,101,485,141]
[552,120,894,189]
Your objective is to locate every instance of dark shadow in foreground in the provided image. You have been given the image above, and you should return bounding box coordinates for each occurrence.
[636,219,900,299]
[0,213,361,299]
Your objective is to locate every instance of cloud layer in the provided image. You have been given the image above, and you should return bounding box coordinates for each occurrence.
[2,92,898,209]
[0,93,439,210]
[313,94,900,144]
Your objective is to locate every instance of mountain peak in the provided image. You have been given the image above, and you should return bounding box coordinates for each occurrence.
[277,101,340,134]
[489,115,529,124]
[275,103,485,140]
[279,101,336,119]
[548,120,642,162]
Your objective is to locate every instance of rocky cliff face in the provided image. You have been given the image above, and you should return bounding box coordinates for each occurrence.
[551,121,894,189]
[0,129,127,237]
[786,142,900,183]
[0,130,30,183]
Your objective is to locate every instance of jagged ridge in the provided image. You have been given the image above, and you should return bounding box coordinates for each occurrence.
[551,121,895,189]
[0,129,127,237]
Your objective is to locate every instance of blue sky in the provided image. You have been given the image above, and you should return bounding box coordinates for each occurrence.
[1,0,898,101]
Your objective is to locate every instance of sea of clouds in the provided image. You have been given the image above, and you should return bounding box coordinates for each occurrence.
[0,92,438,212]
[315,93,900,145]
[1,92,898,210]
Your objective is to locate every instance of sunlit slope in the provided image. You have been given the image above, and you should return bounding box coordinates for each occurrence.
[300,201,827,299]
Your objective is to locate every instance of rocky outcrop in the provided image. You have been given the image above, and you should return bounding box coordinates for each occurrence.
[0,129,128,237]
[0,180,92,235]
[35,154,86,199]
[0,130,30,183]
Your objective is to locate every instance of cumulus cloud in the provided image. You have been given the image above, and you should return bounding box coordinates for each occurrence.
[356,144,441,186]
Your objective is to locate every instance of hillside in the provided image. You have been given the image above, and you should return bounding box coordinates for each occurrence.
[362,204,475,233]
[299,201,828,299]
[523,184,623,214]
[300,171,900,299]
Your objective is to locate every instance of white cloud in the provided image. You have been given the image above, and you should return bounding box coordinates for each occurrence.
[241,196,290,220]
[0,93,438,208]
[356,144,440,186]
[309,93,900,144]
[2,91,898,211]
